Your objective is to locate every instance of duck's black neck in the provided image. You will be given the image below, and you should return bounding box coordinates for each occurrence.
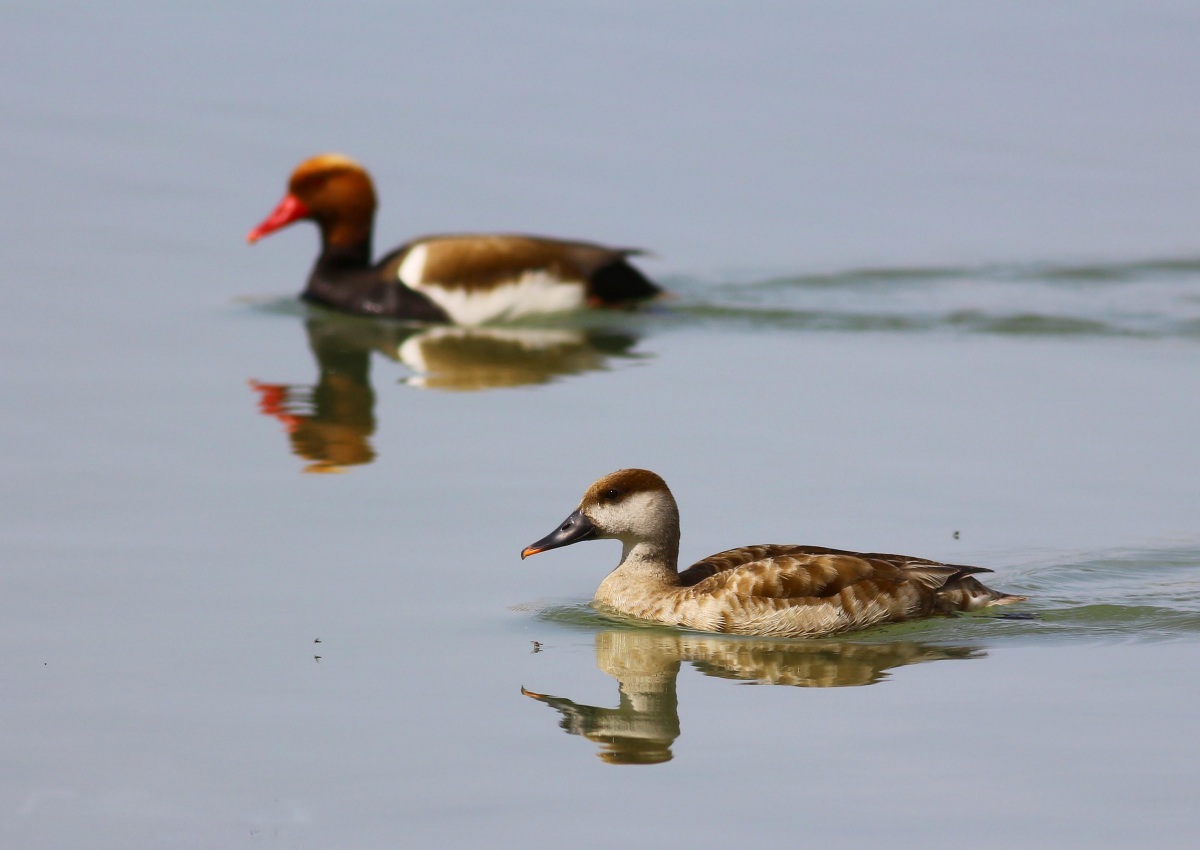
[302,240,451,323]
[316,239,373,271]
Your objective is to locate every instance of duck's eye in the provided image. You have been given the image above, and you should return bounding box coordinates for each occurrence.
[602,488,620,501]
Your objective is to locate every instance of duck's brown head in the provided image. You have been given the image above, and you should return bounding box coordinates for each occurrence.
[247,153,378,249]
[521,468,679,559]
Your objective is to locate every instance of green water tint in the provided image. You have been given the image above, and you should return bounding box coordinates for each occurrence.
[1003,546,1200,640]
[662,304,1164,337]
[691,255,1200,289]
[242,253,1200,341]
[660,255,1200,339]
[534,543,1200,648]
[946,312,1129,336]
[1037,257,1200,281]
[536,601,999,659]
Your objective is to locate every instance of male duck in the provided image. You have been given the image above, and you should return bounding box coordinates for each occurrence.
[522,469,1025,638]
[247,154,661,324]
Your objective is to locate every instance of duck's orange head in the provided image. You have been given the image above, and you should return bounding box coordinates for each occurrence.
[247,153,378,248]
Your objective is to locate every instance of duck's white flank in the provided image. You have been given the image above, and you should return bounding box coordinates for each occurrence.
[408,271,588,325]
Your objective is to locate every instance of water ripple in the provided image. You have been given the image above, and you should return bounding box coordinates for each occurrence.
[531,543,1200,646]
[664,255,1200,339]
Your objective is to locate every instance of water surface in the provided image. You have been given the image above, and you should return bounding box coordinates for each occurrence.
[2,3,1200,848]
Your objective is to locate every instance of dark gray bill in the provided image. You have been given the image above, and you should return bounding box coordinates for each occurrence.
[521,509,595,559]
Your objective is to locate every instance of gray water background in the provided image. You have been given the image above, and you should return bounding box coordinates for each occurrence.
[2,2,1199,848]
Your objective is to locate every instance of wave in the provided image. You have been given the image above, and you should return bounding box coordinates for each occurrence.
[531,543,1200,646]
[240,254,1200,339]
[660,255,1200,339]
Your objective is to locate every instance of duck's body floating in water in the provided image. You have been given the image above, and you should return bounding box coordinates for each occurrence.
[247,154,661,325]
[522,469,1025,638]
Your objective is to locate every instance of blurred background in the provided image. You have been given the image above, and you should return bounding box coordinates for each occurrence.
[2,3,1199,848]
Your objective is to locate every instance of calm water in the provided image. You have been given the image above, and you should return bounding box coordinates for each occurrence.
[3,3,1200,848]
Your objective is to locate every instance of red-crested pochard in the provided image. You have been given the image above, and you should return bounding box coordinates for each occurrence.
[248,154,661,324]
[522,469,1026,638]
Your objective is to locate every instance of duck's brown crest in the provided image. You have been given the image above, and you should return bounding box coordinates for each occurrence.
[583,468,669,503]
[291,153,364,183]
[288,154,376,205]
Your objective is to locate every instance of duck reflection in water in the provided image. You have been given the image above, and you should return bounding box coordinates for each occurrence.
[522,629,982,765]
[250,311,644,471]
[250,317,379,474]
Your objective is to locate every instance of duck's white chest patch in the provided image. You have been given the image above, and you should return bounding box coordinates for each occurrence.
[400,266,587,326]
[396,243,429,286]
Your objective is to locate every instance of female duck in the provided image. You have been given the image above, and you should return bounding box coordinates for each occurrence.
[522,469,1025,638]
[248,154,661,325]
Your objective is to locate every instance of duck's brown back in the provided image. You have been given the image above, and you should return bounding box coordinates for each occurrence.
[601,545,1018,638]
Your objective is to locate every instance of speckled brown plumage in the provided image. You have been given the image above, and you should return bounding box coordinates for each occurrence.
[523,468,1025,638]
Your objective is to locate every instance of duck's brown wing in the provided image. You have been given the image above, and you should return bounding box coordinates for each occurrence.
[679,545,991,600]
[380,234,643,292]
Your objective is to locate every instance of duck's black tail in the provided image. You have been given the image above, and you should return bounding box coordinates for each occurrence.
[589,257,662,305]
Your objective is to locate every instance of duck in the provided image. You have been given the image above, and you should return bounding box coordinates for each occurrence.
[247,154,661,325]
[521,468,1026,638]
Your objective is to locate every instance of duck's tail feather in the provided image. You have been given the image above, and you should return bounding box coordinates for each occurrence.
[936,575,1027,613]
